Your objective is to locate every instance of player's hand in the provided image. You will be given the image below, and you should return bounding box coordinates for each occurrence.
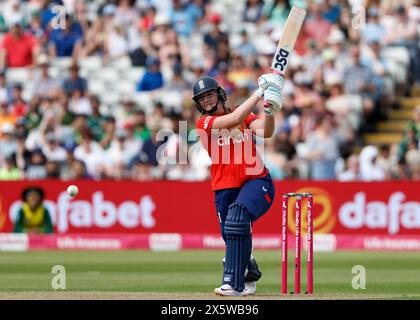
[263,85,282,114]
[255,73,285,98]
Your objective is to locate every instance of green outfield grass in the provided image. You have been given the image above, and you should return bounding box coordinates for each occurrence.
[0,250,419,299]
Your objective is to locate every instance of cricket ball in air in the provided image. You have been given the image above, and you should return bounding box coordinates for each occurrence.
[67,185,79,197]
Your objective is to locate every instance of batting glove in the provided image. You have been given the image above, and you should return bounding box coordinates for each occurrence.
[263,85,283,114]
[255,73,285,98]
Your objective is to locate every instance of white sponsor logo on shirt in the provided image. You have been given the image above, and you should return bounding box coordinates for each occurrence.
[217,131,250,146]
[203,116,211,130]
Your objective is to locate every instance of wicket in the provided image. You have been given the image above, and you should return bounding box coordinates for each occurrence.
[282,193,313,294]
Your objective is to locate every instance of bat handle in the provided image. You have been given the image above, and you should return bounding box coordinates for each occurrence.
[271,69,285,77]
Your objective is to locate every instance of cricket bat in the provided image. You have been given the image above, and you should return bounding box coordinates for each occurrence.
[271,6,307,75]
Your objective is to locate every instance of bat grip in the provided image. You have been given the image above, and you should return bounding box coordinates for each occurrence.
[271,69,285,77]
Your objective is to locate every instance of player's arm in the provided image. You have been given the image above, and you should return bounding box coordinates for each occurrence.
[212,73,284,130]
[13,209,25,233]
[211,94,261,130]
[0,45,6,68]
[249,113,275,138]
[249,83,283,138]
[42,208,54,234]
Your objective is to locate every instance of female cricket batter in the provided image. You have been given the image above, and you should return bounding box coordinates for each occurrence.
[193,73,284,296]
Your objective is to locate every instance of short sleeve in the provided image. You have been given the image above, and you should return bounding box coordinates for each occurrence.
[196,116,216,135]
[28,35,37,49]
[245,113,258,127]
[1,34,9,49]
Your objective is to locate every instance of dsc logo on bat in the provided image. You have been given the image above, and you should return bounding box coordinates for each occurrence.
[273,48,290,73]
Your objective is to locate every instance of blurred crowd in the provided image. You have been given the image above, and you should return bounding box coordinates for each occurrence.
[0,0,419,182]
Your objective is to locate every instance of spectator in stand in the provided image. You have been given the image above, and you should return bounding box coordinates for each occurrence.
[0,155,22,180]
[13,186,53,233]
[65,159,91,180]
[104,128,141,178]
[69,89,92,115]
[87,96,106,142]
[3,0,27,28]
[343,45,378,130]
[405,149,420,180]
[337,154,361,181]
[376,144,396,180]
[136,56,164,92]
[131,123,163,170]
[414,105,420,134]
[10,84,27,118]
[38,0,57,29]
[163,63,191,102]
[0,146,24,181]
[114,0,139,29]
[0,103,17,134]
[147,102,172,130]
[0,123,17,162]
[0,20,38,68]
[325,83,363,132]
[158,29,188,77]
[361,7,385,45]
[326,27,352,75]
[0,122,17,162]
[304,1,332,47]
[41,131,67,163]
[0,69,8,104]
[234,29,257,65]
[25,149,47,180]
[45,160,61,178]
[73,128,105,179]
[359,145,386,181]
[139,6,156,32]
[242,0,264,23]
[262,0,291,28]
[98,116,116,150]
[27,11,47,45]
[48,14,83,58]
[361,39,388,91]
[13,128,29,172]
[321,49,342,87]
[203,13,229,54]
[32,55,62,99]
[62,63,88,95]
[104,22,129,61]
[169,0,199,38]
[321,0,341,24]
[0,14,6,33]
[227,54,254,90]
[384,5,420,84]
[81,11,107,57]
[132,109,151,141]
[149,13,171,50]
[263,136,287,180]
[114,98,137,129]
[25,112,56,152]
[131,157,153,181]
[215,62,235,95]
[303,113,344,180]
[398,122,419,164]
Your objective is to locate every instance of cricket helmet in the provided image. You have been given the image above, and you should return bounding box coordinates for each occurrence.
[192,76,227,114]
